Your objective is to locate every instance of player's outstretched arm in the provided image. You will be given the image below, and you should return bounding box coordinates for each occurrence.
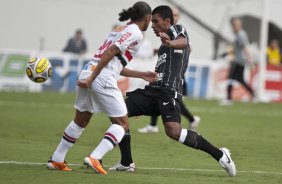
[120,68,157,83]
[77,45,121,88]
[159,33,187,49]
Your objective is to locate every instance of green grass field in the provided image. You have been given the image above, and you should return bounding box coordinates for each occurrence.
[0,91,282,184]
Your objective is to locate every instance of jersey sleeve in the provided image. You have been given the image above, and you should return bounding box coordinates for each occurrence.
[168,24,188,40]
[114,28,143,53]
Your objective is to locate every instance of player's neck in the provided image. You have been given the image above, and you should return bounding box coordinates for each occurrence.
[128,21,145,31]
[166,24,172,31]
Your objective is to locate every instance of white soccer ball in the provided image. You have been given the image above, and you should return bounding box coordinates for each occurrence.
[26,57,52,83]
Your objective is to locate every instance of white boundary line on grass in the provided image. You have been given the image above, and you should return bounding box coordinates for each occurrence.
[1,161,282,176]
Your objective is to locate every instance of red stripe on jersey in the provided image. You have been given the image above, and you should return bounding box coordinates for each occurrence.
[125,50,133,61]
[105,132,118,143]
[94,54,102,58]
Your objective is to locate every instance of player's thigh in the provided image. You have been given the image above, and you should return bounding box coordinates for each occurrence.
[73,88,94,127]
[236,65,245,82]
[125,91,159,117]
[158,98,182,140]
[158,98,181,124]
[74,87,95,113]
[92,86,127,118]
[228,62,237,79]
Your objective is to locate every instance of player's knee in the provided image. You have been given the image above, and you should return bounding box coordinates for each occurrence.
[74,110,92,128]
[110,117,129,131]
[74,116,91,128]
[74,117,90,128]
[120,123,129,131]
[166,131,180,140]
[164,123,181,140]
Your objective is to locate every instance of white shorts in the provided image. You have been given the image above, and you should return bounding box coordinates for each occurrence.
[74,70,127,117]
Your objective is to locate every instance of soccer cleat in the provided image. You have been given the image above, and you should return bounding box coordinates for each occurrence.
[219,148,236,177]
[109,162,135,172]
[47,159,72,171]
[137,125,159,133]
[84,157,107,174]
[189,115,201,131]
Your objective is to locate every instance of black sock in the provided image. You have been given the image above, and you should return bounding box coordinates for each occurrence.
[227,84,233,100]
[179,100,194,123]
[182,130,223,161]
[119,129,133,166]
[150,116,158,126]
[240,80,255,97]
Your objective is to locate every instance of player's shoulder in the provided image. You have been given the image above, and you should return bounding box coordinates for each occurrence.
[171,24,185,29]
[114,24,143,47]
[126,24,143,37]
[170,24,187,32]
[238,30,248,38]
[168,24,188,39]
[114,24,142,41]
[113,24,141,34]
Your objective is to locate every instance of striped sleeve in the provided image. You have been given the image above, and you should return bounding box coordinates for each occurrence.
[168,25,188,40]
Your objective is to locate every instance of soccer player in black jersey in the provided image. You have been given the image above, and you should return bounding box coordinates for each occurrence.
[138,7,200,134]
[109,5,236,177]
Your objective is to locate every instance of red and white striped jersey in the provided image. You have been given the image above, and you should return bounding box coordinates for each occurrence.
[85,23,143,78]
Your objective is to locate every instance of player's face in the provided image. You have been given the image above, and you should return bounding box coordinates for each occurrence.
[75,32,83,40]
[232,19,242,32]
[172,8,180,24]
[151,14,171,37]
[142,14,152,31]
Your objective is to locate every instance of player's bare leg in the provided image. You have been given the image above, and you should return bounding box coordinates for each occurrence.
[109,128,135,172]
[84,116,128,174]
[164,122,236,177]
[47,110,92,171]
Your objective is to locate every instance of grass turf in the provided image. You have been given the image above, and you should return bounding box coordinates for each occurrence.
[0,91,282,184]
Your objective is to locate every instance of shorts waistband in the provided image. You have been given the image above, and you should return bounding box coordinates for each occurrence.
[147,85,182,100]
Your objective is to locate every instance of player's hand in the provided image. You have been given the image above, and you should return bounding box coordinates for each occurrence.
[159,32,171,47]
[142,71,158,83]
[77,78,92,88]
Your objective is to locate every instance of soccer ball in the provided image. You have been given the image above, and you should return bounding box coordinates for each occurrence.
[26,57,52,83]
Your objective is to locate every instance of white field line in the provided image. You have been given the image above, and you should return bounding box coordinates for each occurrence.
[0,100,281,117]
[0,161,282,176]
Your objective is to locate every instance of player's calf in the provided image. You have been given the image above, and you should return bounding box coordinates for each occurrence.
[178,129,236,176]
[163,122,182,140]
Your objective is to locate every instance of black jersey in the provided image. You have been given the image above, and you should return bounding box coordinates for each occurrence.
[149,24,190,95]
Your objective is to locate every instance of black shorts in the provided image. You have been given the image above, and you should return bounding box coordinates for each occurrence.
[125,86,181,123]
[228,62,245,81]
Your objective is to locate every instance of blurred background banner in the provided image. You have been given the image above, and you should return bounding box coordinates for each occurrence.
[0,49,281,102]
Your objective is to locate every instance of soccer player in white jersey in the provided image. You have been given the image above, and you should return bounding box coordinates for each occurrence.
[47,1,154,174]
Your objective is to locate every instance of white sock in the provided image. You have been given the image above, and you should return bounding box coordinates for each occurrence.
[51,121,84,162]
[90,124,125,160]
[178,129,187,143]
